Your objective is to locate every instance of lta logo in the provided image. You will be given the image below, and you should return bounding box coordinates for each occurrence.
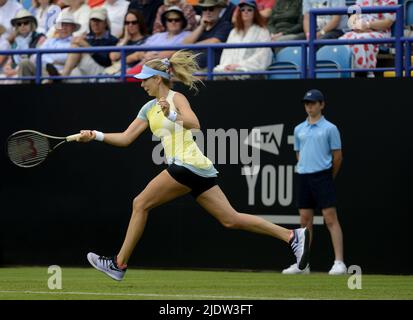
[242,124,295,208]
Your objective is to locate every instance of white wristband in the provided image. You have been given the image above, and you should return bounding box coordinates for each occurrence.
[93,130,105,142]
[167,110,177,122]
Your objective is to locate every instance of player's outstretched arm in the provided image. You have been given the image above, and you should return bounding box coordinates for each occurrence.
[78,118,148,147]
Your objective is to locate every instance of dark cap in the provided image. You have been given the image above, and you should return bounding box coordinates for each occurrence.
[238,0,258,8]
[302,89,324,102]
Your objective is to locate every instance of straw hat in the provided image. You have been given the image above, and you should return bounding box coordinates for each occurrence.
[11,9,38,28]
[55,10,81,31]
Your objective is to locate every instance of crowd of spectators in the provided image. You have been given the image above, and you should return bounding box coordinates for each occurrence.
[0,0,401,82]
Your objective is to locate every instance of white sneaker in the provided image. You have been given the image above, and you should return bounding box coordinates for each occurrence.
[328,260,347,275]
[87,252,127,281]
[290,228,310,270]
[282,263,310,275]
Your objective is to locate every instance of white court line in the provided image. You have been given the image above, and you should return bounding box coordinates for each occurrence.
[0,290,306,300]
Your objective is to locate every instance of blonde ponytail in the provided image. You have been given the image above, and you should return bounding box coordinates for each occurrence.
[145,50,203,92]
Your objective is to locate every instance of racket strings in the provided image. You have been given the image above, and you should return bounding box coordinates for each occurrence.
[7,133,50,166]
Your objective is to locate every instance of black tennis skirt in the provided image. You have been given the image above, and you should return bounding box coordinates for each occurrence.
[167,163,218,198]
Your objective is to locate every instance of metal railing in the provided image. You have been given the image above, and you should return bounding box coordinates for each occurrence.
[405,38,413,76]
[308,5,405,78]
[0,5,412,82]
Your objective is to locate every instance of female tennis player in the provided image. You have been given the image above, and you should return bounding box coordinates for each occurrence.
[79,50,309,281]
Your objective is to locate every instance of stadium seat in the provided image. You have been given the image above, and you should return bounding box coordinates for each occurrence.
[267,47,303,79]
[316,45,352,78]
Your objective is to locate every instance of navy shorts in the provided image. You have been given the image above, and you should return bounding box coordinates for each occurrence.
[297,169,337,209]
[167,163,218,198]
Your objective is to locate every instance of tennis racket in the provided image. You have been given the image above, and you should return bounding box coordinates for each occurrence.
[6,130,82,168]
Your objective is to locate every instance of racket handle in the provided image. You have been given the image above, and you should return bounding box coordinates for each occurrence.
[66,133,81,142]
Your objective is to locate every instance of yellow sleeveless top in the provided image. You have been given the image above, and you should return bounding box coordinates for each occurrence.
[137,90,218,177]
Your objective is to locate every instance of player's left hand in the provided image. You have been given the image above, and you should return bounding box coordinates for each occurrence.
[159,97,170,117]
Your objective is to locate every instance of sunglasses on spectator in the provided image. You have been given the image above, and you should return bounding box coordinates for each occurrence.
[125,20,138,25]
[202,7,216,12]
[16,21,31,27]
[240,7,254,13]
[167,18,182,23]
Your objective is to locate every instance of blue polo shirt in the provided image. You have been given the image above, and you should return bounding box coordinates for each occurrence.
[294,116,341,174]
[194,19,232,69]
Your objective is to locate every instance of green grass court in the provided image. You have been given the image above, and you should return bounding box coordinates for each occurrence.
[0,267,412,300]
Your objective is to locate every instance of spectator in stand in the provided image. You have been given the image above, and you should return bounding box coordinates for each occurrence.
[107,9,148,73]
[125,5,190,79]
[0,0,23,42]
[102,0,129,38]
[137,6,191,64]
[49,7,118,82]
[183,0,231,70]
[268,0,304,42]
[18,10,79,82]
[152,0,197,33]
[47,0,91,37]
[30,0,61,35]
[0,8,46,83]
[218,0,235,24]
[256,0,274,20]
[302,0,347,40]
[340,0,396,77]
[128,0,163,34]
[213,0,272,79]
[0,23,10,69]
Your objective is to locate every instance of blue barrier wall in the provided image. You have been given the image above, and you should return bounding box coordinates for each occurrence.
[0,79,412,274]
